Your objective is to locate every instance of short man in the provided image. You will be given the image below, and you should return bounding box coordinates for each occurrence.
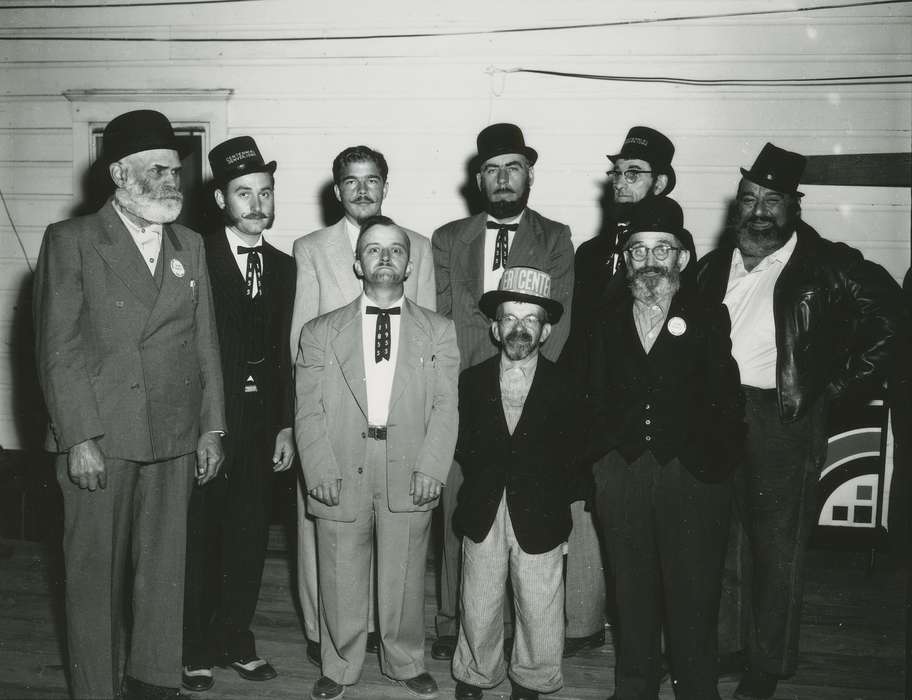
[695,143,901,699]
[33,109,226,699]
[181,137,296,692]
[452,267,585,700]
[295,215,458,700]
[431,123,574,659]
[581,197,745,700]
[290,145,436,662]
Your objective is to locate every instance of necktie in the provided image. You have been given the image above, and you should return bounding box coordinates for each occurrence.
[366,306,401,362]
[237,245,263,298]
[486,221,519,271]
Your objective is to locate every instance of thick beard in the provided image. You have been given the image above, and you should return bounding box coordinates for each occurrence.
[627,265,682,305]
[115,178,183,224]
[502,327,536,361]
[735,217,793,259]
[484,184,531,220]
[612,187,657,223]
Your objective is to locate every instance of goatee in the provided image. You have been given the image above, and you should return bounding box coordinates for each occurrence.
[502,327,536,361]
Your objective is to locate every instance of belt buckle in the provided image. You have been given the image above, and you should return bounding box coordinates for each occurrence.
[367,425,387,441]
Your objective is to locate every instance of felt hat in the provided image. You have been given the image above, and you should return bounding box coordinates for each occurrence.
[740,142,806,196]
[208,135,277,186]
[476,123,538,169]
[608,126,676,194]
[102,109,190,164]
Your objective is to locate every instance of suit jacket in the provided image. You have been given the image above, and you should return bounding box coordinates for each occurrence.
[289,218,436,357]
[33,198,225,460]
[580,283,745,483]
[432,208,575,370]
[453,354,587,554]
[205,230,295,439]
[294,297,459,522]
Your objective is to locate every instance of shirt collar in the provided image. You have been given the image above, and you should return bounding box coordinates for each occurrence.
[343,216,361,250]
[225,226,263,251]
[361,294,405,313]
[486,210,524,226]
[113,199,162,237]
[500,350,539,378]
[632,292,673,317]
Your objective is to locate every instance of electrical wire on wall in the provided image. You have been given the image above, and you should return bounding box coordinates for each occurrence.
[0,188,32,273]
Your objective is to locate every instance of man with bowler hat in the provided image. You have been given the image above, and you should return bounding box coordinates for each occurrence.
[181,136,296,692]
[695,143,901,699]
[452,266,587,700]
[579,196,745,700]
[430,123,574,660]
[33,109,226,699]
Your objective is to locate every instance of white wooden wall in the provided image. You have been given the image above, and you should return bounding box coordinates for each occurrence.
[1,0,910,449]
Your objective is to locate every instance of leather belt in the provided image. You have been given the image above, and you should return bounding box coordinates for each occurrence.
[367,425,387,441]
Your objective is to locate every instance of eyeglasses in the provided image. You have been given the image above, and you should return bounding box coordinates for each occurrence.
[497,314,543,330]
[625,244,682,262]
[607,169,653,184]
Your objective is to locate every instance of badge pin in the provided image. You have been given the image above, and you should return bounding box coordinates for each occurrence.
[667,316,687,336]
[170,259,186,278]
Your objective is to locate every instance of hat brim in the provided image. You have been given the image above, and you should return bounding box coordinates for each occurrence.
[479,290,563,324]
[106,137,194,165]
[214,160,278,186]
[475,146,538,171]
[740,168,803,197]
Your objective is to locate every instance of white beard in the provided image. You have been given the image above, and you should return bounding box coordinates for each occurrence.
[115,180,183,224]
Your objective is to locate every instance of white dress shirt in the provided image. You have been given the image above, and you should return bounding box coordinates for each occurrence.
[344,216,360,253]
[361,294,404,426]
[113,200,162,275]
[724,232,798,389]
[483,211,524,293]
[225,227,264,297]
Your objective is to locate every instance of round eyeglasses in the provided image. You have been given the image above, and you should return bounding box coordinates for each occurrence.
[496,314,543,330]
[607,169,653,184]
[625,244,682,262]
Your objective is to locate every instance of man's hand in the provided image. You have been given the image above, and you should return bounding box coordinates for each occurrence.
[272,427,295,472]
[68,438,106,491]
[309,478,342,506]
[196,432,224,485]
[410,471,443,506]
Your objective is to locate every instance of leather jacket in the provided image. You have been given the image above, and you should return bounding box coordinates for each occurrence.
[695,221,901,422]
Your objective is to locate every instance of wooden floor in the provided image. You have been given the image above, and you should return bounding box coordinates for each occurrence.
[0,538,907,700]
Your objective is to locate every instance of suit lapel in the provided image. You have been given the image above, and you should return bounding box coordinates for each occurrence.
[331,300,369,419]
[209,231,248,322]
[92,200,160,309]
[455,213,487,302]
[388,299,426,412]
[506,208,543,269]
[327,220,361,301]
[144,226,190,336]
[509,356,550,439]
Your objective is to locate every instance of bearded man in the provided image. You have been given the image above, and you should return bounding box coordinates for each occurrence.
[430,123,574,660]
[579,197,745,700]
[694,143,901,700]
[33,109,226,700]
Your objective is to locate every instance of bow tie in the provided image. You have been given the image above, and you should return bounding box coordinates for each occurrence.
[237,245,263,254]
[486,222,519,232]
[366,306,401,362]
[237,246,263,298]
[486,222,518,271]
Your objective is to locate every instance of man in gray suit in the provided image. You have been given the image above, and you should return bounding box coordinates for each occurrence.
[33,109,226,700]
[289,145,436,663]
[430,123,574,659]
[296,215,458,700]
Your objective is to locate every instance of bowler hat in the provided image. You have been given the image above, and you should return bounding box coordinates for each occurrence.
[740,142,806,196]
[209,136,277,186]
[479,266,563,323]
[619,197,694,255]
[476,123,538,170]
[102,109,190,164]
[608,126,676,195]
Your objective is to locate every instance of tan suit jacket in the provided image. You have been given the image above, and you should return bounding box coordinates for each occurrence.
[295,297,459,522]
[289,218,436,357]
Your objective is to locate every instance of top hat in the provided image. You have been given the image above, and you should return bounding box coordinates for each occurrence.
[740,142,806,196]
[102,109,190,164]
[619,196,694,255]
[475,123,538,170]
[608,126,676,195]
[479,266,563,323]
[209,136,277,186]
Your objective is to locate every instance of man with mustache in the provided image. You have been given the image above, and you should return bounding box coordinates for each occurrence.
[580,197,745,700]
[181,137,296,692]
[431,123,574,661]
[289,146,435,664]
[452,266,586,700]
[694,143,901,700]
[33,109,226,699]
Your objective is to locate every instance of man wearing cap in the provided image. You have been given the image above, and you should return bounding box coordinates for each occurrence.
[451,266,586,700]
[289,145,435,663]
[295,215,458,700]
[431,123,574,659]
[181,136,295,692]
[580,197,744,700]
[33,109,226,699]
[694,143,900,699]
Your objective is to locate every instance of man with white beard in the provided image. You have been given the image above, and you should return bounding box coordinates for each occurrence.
[33,109,226,700]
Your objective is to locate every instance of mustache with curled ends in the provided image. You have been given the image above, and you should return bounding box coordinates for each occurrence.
[352,196,375,204]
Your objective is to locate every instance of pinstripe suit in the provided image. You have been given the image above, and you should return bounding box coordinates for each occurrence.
[431,207,574,639]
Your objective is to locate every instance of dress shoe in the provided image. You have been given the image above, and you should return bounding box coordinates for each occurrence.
[306,639,321,667]
[734,668,779,700]
[455,680,484,699]
[396,671,439,699]
[431,634,457,660]
[227,656,277,681]
[311,675,345,700]
[124,675,185,699]
[181,666,213,692]
[718,648,749,680]
[366,630,380,654]
[562,629,606,657]
[509,680,539,700]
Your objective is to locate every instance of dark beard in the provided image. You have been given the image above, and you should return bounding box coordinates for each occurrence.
[612,188,658,223]
[627,265,681,304]
[484,185,530,220]
[735,216,794,260]
[502,327,536,361]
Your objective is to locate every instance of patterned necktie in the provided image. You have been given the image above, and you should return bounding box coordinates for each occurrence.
[237,245,263,298]
[366,306,401,362]
[487,221,519,271]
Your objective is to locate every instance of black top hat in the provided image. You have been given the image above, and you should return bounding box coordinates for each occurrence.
[209,136,277,186]
[475,123,538,170]
[608,126,677,195]
[102,109,190,164]
[618,196,694,255]
[479,266,563,323]
[740,142,806,196]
